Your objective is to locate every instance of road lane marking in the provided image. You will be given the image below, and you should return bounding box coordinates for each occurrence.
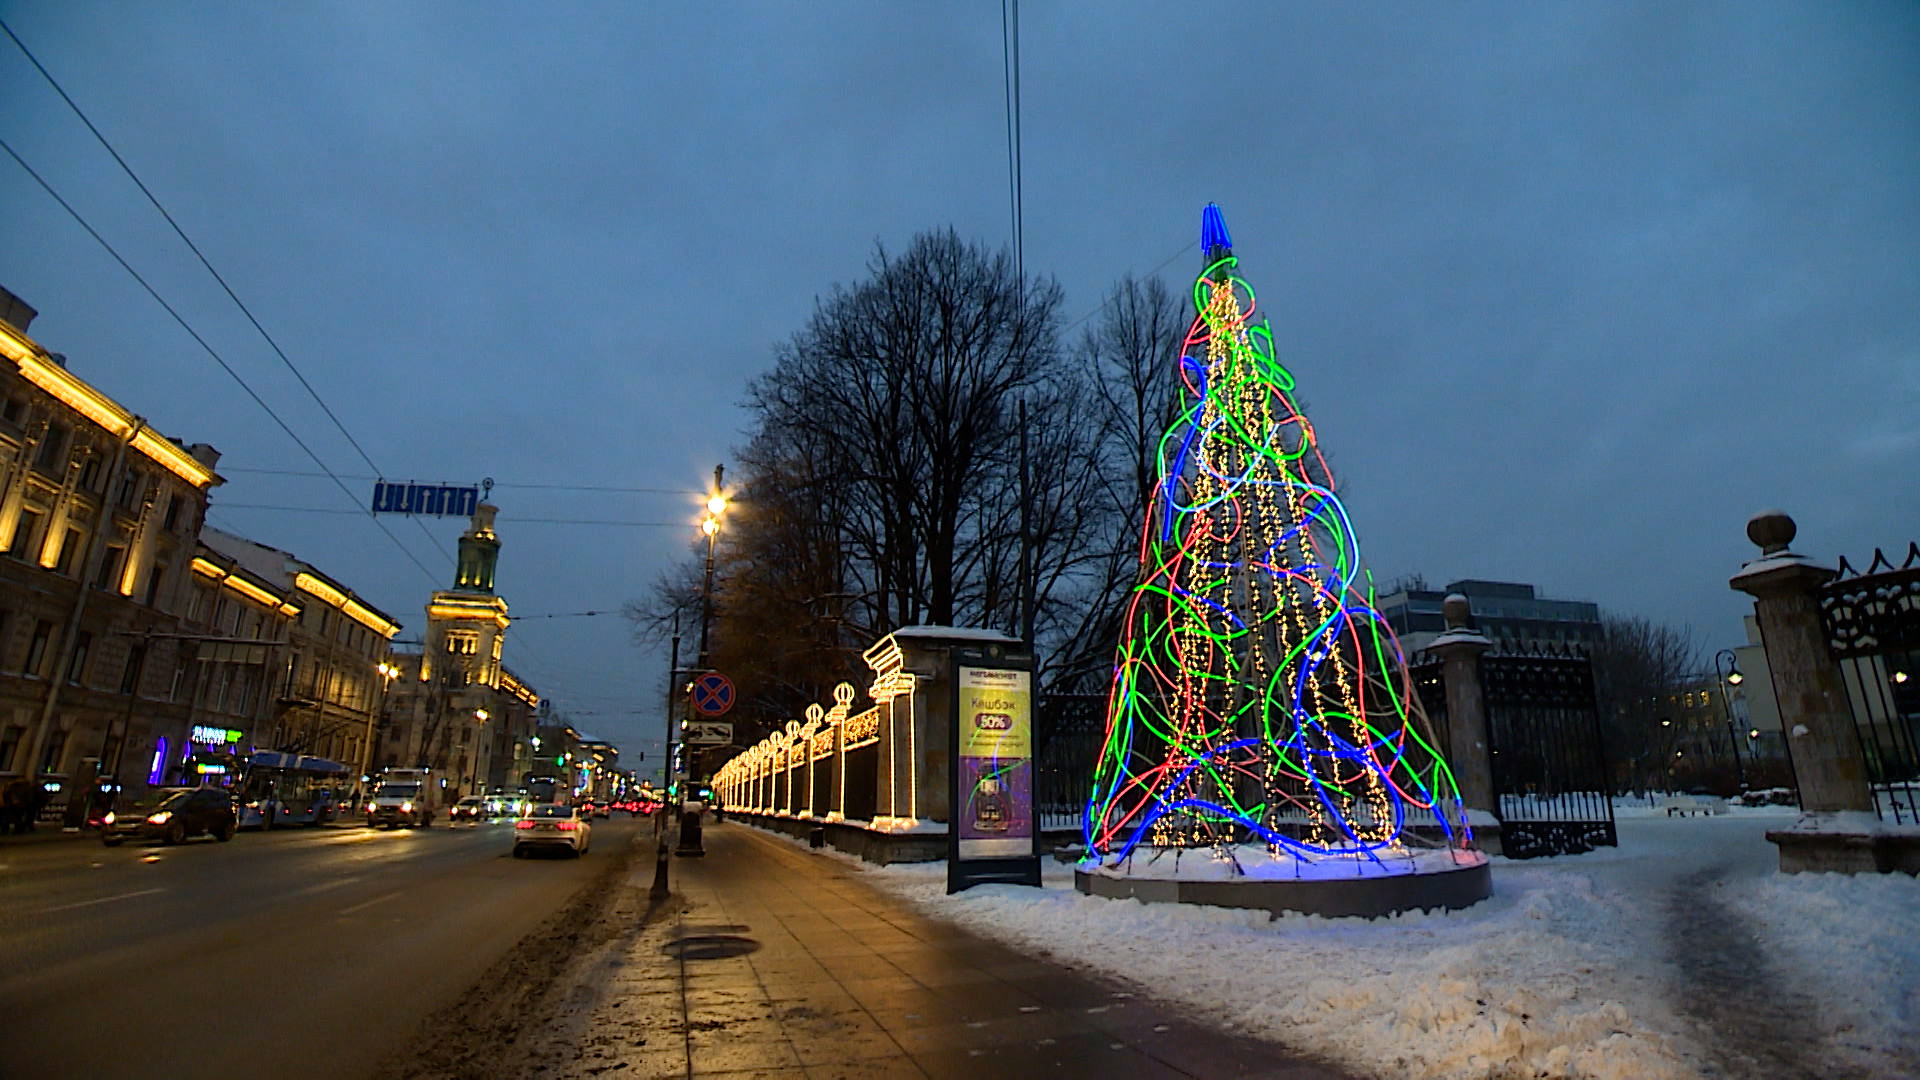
[37,887,165,914]
[290,876,362,899]
[339,890,401,915]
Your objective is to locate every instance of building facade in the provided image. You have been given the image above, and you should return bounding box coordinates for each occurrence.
[1381,579,1602,655]
[190,528,402,778]
[0,286,223,810]
[382,505,543,801]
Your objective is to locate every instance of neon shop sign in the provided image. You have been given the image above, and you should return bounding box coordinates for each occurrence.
[191,725,245,745]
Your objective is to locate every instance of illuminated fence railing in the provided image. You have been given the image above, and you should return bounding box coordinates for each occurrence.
[714,630,926,831]
[843,708,880,749]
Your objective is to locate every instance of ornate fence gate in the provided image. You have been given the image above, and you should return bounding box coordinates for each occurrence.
[1817,544,1920,823]
[1415,648,1617,859]
[1034,693,1106,834]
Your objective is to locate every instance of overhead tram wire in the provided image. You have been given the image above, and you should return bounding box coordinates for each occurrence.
[0,137,442,586]
[0,19,454,568]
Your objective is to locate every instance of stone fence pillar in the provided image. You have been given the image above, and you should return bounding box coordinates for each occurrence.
[1730,510,1917,874]
[1425,593,1501,855]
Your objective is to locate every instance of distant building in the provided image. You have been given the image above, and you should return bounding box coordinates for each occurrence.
[1378,579,1601,655]
[192,528,402,775]
[384,505,541,800]
[0,285,223,806]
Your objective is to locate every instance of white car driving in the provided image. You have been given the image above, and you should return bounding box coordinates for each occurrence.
[512,803,591,857]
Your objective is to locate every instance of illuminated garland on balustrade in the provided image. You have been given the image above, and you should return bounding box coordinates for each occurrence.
[1084,205,1467,867]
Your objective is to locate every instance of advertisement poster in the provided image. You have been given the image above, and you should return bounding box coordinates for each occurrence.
[955,665,1033,859]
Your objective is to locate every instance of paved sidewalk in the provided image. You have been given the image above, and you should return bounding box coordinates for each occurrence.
[566,822,1348,1079]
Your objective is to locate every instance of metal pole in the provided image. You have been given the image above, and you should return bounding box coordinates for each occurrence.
[653,616,680,896]
[1714,649,1747,790]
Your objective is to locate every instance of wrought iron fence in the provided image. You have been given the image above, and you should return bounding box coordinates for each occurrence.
[1034,693,1106,834]
[1818,543,1920,824]
[1413,646,1617,859]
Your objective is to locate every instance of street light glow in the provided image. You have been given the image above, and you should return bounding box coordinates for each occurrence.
[1726,669,1744,686]
[707,494,727,516]
[701,517,719,536]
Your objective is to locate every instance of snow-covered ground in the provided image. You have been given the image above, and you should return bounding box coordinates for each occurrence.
[835,809,1918,1080]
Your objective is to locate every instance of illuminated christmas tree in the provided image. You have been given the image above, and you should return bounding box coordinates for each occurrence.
[1084,205,1468,869]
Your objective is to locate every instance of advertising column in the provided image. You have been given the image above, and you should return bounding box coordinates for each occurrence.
[948,648,1041,893]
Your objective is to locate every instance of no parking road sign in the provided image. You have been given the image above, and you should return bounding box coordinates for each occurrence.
[690,671,735,717]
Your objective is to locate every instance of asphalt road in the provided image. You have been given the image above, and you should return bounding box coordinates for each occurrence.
[0,814,644,1080]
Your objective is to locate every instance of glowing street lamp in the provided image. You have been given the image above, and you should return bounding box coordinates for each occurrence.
[1713,648,1748,789]
[358,659,403,805]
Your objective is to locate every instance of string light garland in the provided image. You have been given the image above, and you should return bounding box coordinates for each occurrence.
[1085,204,1469,870]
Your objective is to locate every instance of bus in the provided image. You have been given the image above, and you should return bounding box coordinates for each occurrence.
[236,751,350,828]
[526,774,561,806]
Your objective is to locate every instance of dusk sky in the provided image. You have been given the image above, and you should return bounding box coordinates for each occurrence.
[1,2,1914,768]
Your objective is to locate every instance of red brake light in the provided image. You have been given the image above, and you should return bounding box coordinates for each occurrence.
[514,820,534,830]
[555,821,577,831]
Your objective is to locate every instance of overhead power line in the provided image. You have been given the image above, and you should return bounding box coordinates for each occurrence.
[1,20,452,576]
[0,135,445,587]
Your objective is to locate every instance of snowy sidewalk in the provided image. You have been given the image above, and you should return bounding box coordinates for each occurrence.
[553,822,1349,1078]
[853,811,1919,1080]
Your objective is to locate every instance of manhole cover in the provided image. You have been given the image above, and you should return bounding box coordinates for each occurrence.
[663,934,760,960]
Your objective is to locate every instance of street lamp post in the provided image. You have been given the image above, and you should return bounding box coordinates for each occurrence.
[1713,648,1748,791]
[676,465,726,860]
[358,660,399,808]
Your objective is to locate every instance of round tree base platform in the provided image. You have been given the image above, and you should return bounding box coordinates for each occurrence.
[1075,851,1492,920]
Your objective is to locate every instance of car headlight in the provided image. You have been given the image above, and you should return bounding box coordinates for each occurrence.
[103,811,116,824]
[400,802,413,813]
[146,811,172,825]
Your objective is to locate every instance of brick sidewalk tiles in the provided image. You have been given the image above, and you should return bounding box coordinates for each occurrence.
[557,821,1351,1080]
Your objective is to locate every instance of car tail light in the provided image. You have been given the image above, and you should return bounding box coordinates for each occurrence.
[515,820,534,830]
[555,821,577,831]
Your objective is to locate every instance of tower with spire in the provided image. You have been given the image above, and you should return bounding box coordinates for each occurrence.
[422,503,509,691]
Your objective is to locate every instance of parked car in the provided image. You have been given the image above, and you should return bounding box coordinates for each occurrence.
[590,800,611,819]
[102,787,237,845]
[450,796,486,824]
[512,804,591,858]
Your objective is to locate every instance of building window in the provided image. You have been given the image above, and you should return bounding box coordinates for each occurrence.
[38,729,67,775]
[78,455,102,492]
[67,631,92,685]
[95,545,125,591]
[120,645,146,696]
[26,620,55,678]
[34,422,69,475]
[170,662,188,703]
[0,725,23,772]
[144,562,167,607]
[163,493,182,532]
[0,397,24,426]
[8,508,41,560]
[54,527,83,576]
[116,470,145,510]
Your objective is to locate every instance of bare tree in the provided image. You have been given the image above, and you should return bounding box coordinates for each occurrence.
[1590,613,1703,793]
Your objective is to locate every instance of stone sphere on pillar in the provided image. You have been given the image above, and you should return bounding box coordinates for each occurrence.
[1443,593,1472,631]
[1747,509,1796,555]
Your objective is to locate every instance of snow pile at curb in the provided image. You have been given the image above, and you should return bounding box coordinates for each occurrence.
[870,859,1697,1080]
[1725,869,1920,1075]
